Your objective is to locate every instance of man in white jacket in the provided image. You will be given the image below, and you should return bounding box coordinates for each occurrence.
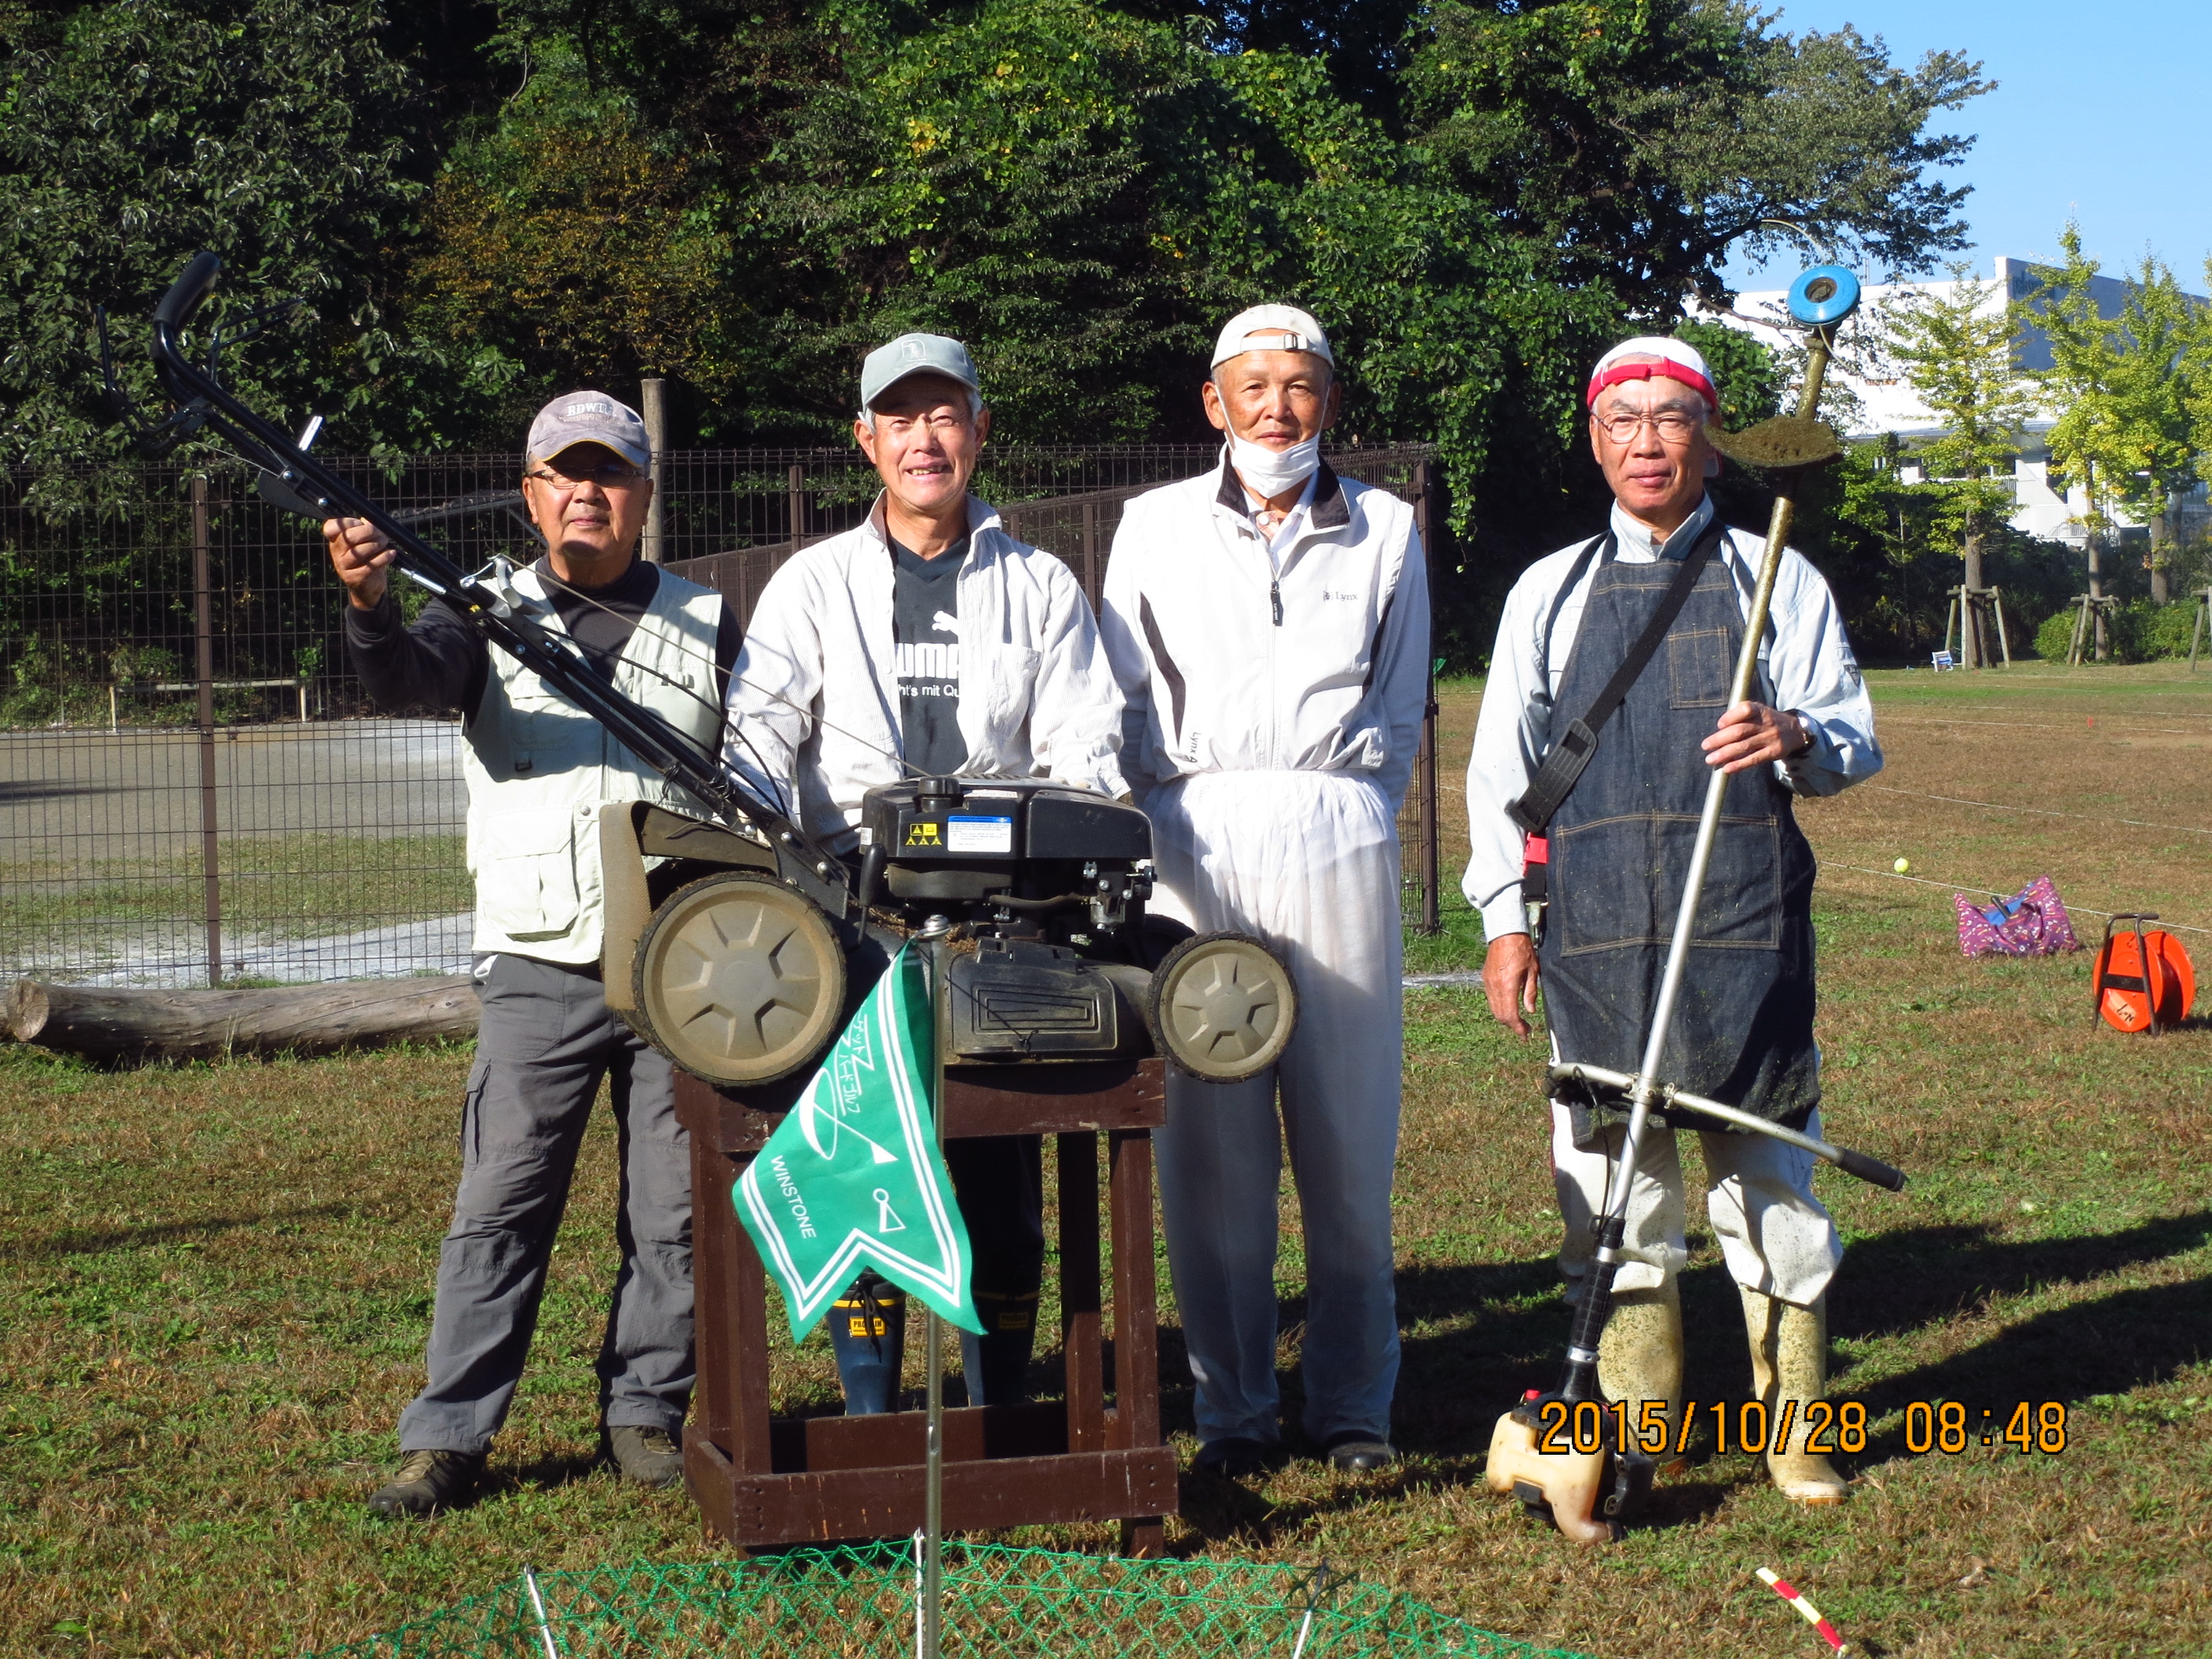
[1100,305,1430,1475]
[726,332,1126,1412]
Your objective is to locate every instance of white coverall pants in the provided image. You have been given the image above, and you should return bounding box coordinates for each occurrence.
[1550,1103,1842,1308]
[1148,770,1404,1448]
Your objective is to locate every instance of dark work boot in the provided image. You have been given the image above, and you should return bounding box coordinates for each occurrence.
[606,1425,685,1489]
[830,1273,907,1415]
[959,1288,1041,1406]
[367,1448,485,1518]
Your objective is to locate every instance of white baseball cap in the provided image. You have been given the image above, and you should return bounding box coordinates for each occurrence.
[1211,304,1334,369]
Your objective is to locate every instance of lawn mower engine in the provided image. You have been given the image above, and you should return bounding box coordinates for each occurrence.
[599,776,1298,1093]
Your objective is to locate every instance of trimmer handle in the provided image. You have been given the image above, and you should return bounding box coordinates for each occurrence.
[154,251,223,336]
[1834,1147,1907,1192]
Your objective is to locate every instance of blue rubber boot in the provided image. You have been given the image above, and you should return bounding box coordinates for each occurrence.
[829,1273,906,1415]
[959,1288,1040,1406]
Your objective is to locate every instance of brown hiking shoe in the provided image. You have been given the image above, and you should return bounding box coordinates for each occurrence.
[606,1424,685,1489]
[367,1448,485,1518]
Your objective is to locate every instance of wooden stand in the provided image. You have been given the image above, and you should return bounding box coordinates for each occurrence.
[676,1057,1176,1555]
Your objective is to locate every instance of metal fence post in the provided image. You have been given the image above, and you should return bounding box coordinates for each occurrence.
[1412,460,1441,936]
[1081,496,1099,610]
[640,377,666,564]
[192,474,224,987]
[787,463,807,561]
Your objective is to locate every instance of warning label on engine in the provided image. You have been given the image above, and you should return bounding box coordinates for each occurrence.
[946,815,1014,854]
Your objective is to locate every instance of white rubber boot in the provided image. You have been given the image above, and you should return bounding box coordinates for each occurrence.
[1741,1285,1848,1504]
[1599,1280,1683,1464]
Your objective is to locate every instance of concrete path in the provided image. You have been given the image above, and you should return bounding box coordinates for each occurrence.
[73,913,474,987]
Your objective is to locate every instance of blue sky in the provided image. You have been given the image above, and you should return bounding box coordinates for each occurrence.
[1727,0,2210,293]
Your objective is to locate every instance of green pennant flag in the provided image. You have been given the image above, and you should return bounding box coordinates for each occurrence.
[733,942,983,1341]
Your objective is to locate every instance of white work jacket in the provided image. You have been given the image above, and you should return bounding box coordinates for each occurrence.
[1099,455,1430,811]
[1461,496,1883,941]
[724,496,1127,851]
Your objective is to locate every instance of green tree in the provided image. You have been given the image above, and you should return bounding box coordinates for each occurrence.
[1879,262,2038,665]
[1400,0,1990,315]
[0,0,442,469]
[2029,225,2132,659]
[2104,255,2199,602]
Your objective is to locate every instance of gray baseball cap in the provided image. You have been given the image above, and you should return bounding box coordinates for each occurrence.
[860,333,983,410]
[526,391,650,470]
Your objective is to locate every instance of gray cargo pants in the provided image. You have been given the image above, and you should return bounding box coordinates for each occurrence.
[397,952,694,1454]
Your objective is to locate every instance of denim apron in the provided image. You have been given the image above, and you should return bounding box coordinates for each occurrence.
[1538,529,1820,1142]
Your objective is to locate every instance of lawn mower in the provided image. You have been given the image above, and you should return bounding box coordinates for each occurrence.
[130,251,1298,1097]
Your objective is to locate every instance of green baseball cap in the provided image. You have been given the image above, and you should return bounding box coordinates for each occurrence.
[860,333,983,410]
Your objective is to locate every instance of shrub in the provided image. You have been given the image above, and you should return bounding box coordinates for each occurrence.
[2033,608,2079,663]
[2032,599,2202,664]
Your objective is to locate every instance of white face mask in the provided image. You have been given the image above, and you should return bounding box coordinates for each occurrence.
[1228,431,1321,497]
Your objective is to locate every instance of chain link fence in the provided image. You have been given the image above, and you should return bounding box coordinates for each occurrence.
[2,446,1441,987]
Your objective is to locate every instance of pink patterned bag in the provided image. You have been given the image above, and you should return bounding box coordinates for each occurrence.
[1954,876,2080,958]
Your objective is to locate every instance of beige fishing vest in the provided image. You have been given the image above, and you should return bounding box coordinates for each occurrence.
[462,562,726,964]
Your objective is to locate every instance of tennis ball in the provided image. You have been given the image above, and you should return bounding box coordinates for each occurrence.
[1893,858,1911,874]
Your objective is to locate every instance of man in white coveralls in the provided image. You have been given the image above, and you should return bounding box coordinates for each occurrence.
[1100,304,1430,1476]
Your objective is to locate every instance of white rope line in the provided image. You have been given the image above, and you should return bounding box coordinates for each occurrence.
[1862,784,2212,838]
[1817,859,2212,936]
[1877,714,2207,737]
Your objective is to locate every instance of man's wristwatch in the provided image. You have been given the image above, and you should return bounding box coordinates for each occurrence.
[1784,712,1815,758]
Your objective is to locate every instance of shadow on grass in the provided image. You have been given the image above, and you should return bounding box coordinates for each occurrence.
[1852,1273,2212,1468]
[1164,1209,2212,1543]
[484,1449,606,1496]
[2,1200,368,1259]
[1828,1209,2212,1345]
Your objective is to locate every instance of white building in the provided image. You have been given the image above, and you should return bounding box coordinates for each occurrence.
[1708,256,2208,551]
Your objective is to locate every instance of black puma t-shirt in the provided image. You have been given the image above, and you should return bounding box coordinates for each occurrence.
[891,534,970,776]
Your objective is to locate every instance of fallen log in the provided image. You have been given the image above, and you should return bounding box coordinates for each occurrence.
[6,976,479,1063]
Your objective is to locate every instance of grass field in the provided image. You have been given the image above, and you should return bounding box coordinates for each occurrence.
[3,664,2210,1657]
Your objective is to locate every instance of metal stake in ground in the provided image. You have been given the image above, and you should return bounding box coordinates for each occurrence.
[1485,262,1906,1544]
[912,912,954,1659]
[520,1564,563,1659]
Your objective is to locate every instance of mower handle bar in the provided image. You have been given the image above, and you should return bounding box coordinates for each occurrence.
[142,251,852,914]
[154,251,223,337]
[1547,1062,1907,1192]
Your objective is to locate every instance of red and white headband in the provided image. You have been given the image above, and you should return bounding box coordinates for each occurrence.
[1586,337,1718,412]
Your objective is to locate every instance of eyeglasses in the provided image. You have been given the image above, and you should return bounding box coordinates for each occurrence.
[525,461,646,490]
[870,411,973,437]
[1592,408,1705,445]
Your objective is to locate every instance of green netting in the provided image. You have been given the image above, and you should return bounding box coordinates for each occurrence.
[307,1542,1595,1659]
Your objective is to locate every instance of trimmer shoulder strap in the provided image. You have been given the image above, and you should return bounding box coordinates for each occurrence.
[1507,521,1727,837]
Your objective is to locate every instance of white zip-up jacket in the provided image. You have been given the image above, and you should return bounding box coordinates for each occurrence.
[1099,456,1430,811]
[724,496,1126,851]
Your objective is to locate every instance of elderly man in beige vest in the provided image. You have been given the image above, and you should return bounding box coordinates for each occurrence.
[324,393,738,1517]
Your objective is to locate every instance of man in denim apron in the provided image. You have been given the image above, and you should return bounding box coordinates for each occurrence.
[1462,338,1882,1503]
